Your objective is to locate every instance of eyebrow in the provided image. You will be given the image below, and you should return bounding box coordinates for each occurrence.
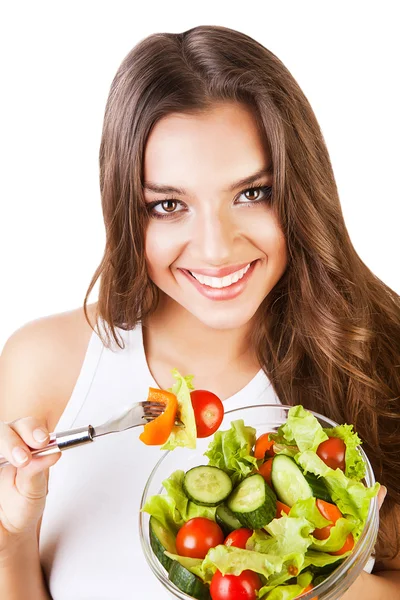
[143,166,273,195]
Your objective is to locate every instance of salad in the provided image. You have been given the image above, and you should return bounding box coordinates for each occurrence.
[142,404,379,600]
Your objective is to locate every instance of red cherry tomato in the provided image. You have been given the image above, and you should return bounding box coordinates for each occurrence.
[224,528,253,549]
[176,517,224,559]
[256,457,274,487]
[316,437,346,471]
[210,569,262,600]
[190,390,224,438]
[276,501,291,518]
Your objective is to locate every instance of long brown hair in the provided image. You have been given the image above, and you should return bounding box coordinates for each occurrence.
[83,25,400,563]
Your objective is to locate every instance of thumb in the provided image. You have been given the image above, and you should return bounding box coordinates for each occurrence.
[378,484,387,510]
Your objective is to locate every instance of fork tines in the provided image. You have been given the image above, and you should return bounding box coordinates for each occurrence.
[141,401,166,421]
[141,400,184,427]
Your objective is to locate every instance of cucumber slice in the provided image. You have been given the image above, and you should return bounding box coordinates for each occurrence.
[183,466,233,507]
[304,472,332,502]
[271,455,313,506]
[215,504,243,535]
[227,474,277,528]
[169,560,211,600]
[149,517,177,572]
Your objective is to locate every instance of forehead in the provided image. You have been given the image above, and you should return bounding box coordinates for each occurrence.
[143,102,270,193]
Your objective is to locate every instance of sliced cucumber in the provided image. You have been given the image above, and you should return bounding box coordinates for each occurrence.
[271,455,313,507]
[227,474,277,528]
[183,466,233,507]
[169,560,211,600]
[304,472,332,502]
[215,504,243,535]
[149,517,177,572]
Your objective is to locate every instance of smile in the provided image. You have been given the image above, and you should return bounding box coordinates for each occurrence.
[188,263,251,288]
[179,260,259,302]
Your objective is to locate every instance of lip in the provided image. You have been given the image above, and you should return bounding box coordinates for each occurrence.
[183,262,252,278]
[179,259,259,302]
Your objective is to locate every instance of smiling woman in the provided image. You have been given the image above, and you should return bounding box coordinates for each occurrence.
[1,23,399,600]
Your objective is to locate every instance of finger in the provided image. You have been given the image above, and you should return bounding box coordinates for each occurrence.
[8,416,51,449]
[0,420,33,468]
[378,484,387,510]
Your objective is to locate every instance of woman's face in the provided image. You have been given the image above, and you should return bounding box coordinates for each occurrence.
[143,102,288,330]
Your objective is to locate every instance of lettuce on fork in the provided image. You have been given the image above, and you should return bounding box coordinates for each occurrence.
[161,369,197,450]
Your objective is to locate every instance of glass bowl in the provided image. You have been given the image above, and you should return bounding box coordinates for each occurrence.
[139,404,379,600]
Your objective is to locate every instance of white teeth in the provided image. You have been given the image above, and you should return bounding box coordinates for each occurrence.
[189,263,251,288]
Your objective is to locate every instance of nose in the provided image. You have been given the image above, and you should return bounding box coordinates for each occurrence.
[192,209,235,265]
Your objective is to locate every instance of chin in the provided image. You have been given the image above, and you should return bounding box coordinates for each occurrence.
[186,303,260,331]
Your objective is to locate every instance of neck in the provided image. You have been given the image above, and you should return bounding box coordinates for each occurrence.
[142,294,259,380]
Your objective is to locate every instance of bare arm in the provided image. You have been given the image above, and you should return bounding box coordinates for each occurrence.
[0,535,52,600]
[0,307,95,599]
[341,569,400,600]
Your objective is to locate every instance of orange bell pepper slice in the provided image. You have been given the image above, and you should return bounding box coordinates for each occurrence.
[330,533,354,556]
[256,457,274,487]
[254,432,275,459]
[297,582,318,599]
[276,500,291,518]
[139,387,178,445]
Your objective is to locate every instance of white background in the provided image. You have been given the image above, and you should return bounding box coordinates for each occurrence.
[0,1,399,351]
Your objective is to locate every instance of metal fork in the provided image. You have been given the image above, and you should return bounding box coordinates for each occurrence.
[0,401,182,469]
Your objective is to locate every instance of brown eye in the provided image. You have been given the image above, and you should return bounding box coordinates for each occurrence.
[161,200,177,212]
[236,186,273,205]
[244,188,261,201]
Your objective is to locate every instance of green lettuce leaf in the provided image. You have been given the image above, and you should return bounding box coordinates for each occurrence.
[270,405,328,453]
[161,369,197,450]
[141,470,216,533]
[256,555,306,595]
[310,516,355,552]
[302,549,349,569]
[258,571,313,600]
[204,419,258,485]
[296,450,379,523]
[201,545,284,579]
[323,424,366,481]
[288,497,331,529]
[263,514,315,555]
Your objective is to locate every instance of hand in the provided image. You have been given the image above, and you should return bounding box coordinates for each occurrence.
[0,417,61,556]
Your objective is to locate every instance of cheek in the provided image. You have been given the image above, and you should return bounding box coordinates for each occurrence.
[144,222,182,278]
[251,215,287,263]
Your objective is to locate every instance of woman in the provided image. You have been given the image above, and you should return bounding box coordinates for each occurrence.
[0,25,399,599]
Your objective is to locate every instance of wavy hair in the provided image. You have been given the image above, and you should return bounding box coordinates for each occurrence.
[83,25,400,563]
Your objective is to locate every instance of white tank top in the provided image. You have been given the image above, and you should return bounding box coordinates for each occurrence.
[39,319,281,599]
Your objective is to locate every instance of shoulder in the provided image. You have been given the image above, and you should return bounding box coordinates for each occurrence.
[0,303,98,430]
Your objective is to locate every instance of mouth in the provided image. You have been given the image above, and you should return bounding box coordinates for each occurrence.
[178,260,260,301]
[186,262,253,288]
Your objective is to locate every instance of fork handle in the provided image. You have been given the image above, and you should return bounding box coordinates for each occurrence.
[0,426,95,469]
